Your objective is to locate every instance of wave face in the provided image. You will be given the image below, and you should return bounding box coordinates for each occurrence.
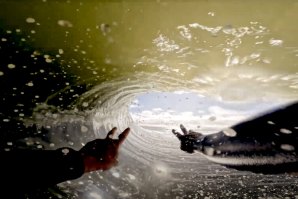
[0,1,298,198]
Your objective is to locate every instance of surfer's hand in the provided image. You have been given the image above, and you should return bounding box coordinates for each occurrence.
[80,127,130,173]
[172,124,202,153]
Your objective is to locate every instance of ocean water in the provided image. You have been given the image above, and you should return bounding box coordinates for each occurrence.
[0,0,298,198]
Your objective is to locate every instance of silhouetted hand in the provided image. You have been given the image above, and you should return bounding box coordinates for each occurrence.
[172,124,202,153]
[80,127,130,173]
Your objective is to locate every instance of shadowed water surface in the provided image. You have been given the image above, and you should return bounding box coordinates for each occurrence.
[0,0,298,198]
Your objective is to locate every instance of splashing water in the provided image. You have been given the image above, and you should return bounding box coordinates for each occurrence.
[0,0,298,198]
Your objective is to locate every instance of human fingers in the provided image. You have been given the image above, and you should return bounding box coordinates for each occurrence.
[172,129,183,139]
[106,127,117,139]
[118,127,130,145]
[180,124,188,135]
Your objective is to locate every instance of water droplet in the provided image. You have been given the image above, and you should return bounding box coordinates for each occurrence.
[62,148,70,155]
[280,144,295,151]
[57,20,73,28]
[208,12,215,16]
[209,116,216,121]
[26,17,36,23]
[82,102,89,107]
[26,82,34,87]
[112,172,120,178]
[223,128,237,137]
[81,126,88,133]
[7,64,15,69]
[280,128,292,134]
[269,38,283,46]
[7,142,13,146]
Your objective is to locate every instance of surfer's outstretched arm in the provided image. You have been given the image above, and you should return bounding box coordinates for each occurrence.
[0,127,130,193]
[172,102,298,174]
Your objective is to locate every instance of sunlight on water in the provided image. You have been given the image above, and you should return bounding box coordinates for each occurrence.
[0,0,298,198]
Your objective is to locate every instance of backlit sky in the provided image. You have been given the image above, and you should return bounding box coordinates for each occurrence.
[129,91,290,133]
